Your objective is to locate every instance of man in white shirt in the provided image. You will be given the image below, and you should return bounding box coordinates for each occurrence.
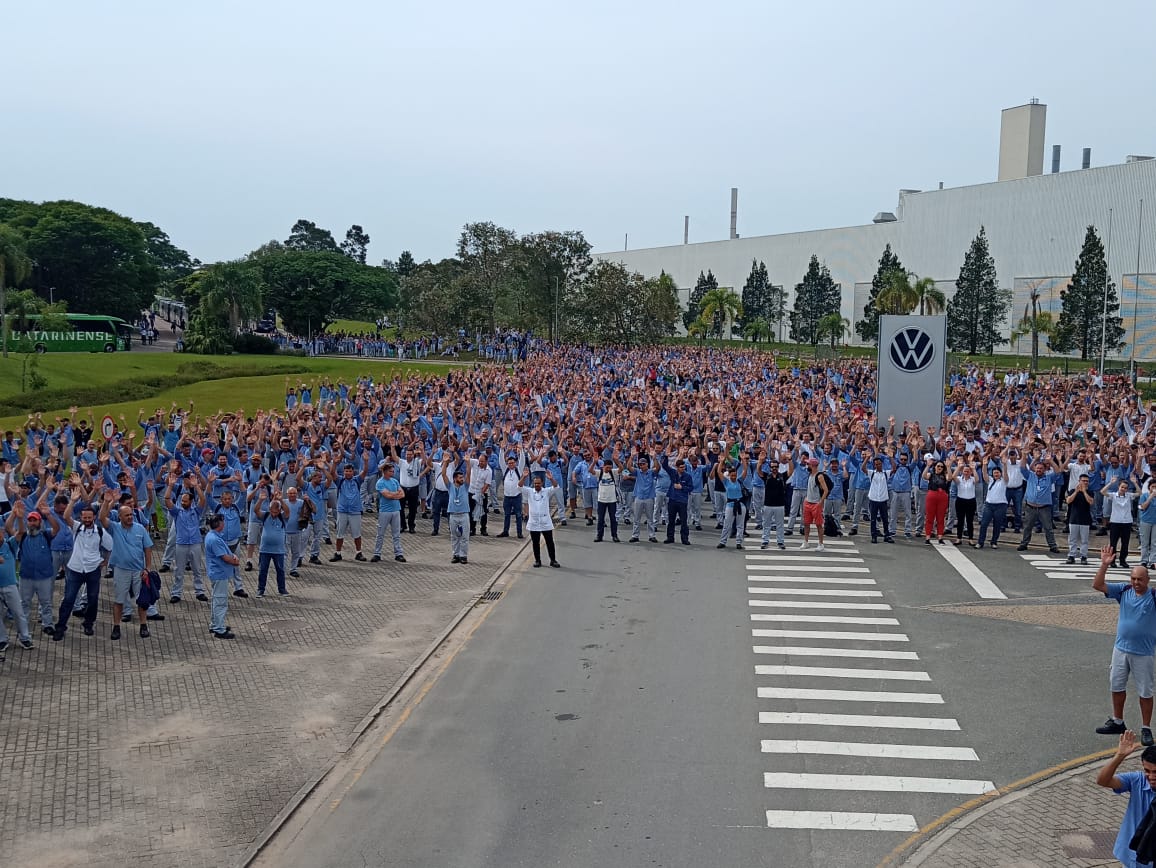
[497,455,525,539]
[976,463,1009,549]
[468,453,493,536]
[53,498,112,641]
[520,468,560,568]
[867,456,893,544]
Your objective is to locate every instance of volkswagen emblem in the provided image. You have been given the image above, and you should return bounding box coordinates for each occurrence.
[889,327,934,372]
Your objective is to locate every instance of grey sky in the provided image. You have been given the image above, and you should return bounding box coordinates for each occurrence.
[6,0,1154,266]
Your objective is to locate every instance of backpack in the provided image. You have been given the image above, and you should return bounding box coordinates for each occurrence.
[824,513,843,537]
[817,471,834,497]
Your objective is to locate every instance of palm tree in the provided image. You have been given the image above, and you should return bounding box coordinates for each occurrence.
[744,317,773,344]
[878,270,946,316]
[817,312,851,348]
[0,225,34,359]
[913,276,946,315]
[686,314,711,345]
[1010,306,1054,370]
[699,287,743,340]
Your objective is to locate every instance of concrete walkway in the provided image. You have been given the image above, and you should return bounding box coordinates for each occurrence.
[0,517,526,868]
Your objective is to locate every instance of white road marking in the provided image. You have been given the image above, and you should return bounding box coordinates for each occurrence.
[747,536,858,545]
[753,645,919,660]
[1045,572,1098,580]
[745,555,865,563]
[747,586,883,597]
[759,711,958,730]
[753,629,909,641]
[748,600,893,611]
[754,664,929,680]
[764,773,995,795]
[757,687,942,703]
[746,565,871,573]
[764,810,918,832]
[931,543,1007,599]
[750,613,901,625]
[745,575,877,585]
[760,740,978,761]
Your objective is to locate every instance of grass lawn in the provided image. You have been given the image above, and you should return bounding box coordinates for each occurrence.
[326,318,394,336]
[0,351,464,432]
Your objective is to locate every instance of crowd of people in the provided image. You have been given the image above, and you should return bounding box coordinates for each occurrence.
[1,346,1147,655]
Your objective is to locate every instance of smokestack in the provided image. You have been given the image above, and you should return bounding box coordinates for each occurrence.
[1052,144,1061,173]
[684,215,689,245]
[729,187,738,239]
[1082,147,1092,169]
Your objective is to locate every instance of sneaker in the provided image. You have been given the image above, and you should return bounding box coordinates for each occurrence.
[256,590,266,597]
[329,553,342,562]
[629,537,639,543]
[1096,718,1128,735]
[147,613,166,621]
[158,564,171,573]
[370,555,382,562]
[736,543,744,550]
[1066,556,1075,565]
[121,613,132,622]
[110,626,121,641]
[139,625,150,639]
[760,542,769,550]
[42,625,55,636]
[778,543,786,550]
[169,595,181,604]
[785,529,793,536]
[196,593,209,602]
[309,556,322,565]
[1081,557,1089,565]
[884,537,895,544]
[549,561,561,568]
[848,528,858,536]
[798,542,809,550]
[460,557,468,564]
[452,556,461,564]
[233,589,249,598]
[991,543,999,549]
[244,562,253,572]
[1144,728,1155,747]
[663,539,673,544]
[1016,544,1028,551]
[355,552,367,562]
[815,544,826,552]
[82,625,94,636]
[395,555,407,563]
[289,570,300,578]
[213,629,236,639]
[1050,547,1062,554]
[278,590,290,596]
[533,561,542,568]
[52,629,65,642]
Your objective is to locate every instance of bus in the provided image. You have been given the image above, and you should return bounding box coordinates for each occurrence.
[5,314,133,353]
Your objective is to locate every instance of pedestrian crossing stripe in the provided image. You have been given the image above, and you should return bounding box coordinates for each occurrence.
[758,711,958,729]
[764,811,918,832]
[757,687,943,704]
[764,772,995,795]
[747,586,883,597]
[746,575,877,585]
[750,613,901,625]
[761,740,977,760]
[754,665,930,681]
[748,600,893,611]
[753,645,920,660]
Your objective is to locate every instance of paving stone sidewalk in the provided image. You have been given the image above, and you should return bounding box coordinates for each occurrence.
[904,755,1134,867]
[0,517,526,868]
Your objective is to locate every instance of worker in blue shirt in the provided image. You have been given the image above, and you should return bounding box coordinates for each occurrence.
[888,451,915,538]
[628,455,658,543]
[660,454,692,545]
[1016,452,1064,553]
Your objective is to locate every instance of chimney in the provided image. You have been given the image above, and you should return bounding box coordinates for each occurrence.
[998,100,1047,180]
[683,215,689,245]
[729,187,738,239]
[1052,144,1061,173]
[1082,147,1092,169]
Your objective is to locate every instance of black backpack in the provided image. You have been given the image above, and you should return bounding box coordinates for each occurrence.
[823,513,843,537]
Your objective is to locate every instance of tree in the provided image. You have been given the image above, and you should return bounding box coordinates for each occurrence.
[396,250,416,277]
[684,269,717,331]
[284,219,338,252]
[516,230,592,339]
[789,255,841,345]
[1051,225,1126,361]
[138,221,199,298]
[1011,307,1055,365]
[700,287,742,339]
[567,261,678,344]
[456,222,519,332]
[21,201,159,322]
[0,223,33,358]
[258,249,362,336]
[637,271,681,342]
[946,227,1011,354]
[399,259,465,335]
[878,271,945,316]
[340,225,371,264]
[738,259,772,335]
[744,317,773,344]
[183,260,265,354]
[856,244,904,344]
[766,283,787,340]
[816,312,851,348]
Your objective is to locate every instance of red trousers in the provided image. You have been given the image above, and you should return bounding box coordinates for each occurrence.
[924,488,949,537]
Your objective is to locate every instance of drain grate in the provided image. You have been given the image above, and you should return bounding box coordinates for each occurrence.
[478,590,503,603]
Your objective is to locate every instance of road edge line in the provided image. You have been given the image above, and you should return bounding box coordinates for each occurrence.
[236,538,530,868]
[875,748,1116,867]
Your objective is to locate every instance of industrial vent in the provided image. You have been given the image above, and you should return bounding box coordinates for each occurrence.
[1127,155,1155,163]
[873,212,898,224]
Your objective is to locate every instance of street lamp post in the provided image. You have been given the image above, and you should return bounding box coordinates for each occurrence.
[1099,208,1114,377]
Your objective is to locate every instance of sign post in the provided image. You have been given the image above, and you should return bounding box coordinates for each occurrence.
[876,315,947,431]
[101,415,116,441]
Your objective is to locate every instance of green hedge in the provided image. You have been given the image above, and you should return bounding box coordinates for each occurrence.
[0,361,310,416]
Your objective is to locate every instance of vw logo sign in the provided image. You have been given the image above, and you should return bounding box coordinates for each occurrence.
[889,327,934,372]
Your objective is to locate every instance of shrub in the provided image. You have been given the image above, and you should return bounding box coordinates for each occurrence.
[232,333,279,355]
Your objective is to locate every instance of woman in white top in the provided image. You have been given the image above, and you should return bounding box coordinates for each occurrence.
[1107,475,1141,568]
[520,468,560,568]
[953,462,978,544]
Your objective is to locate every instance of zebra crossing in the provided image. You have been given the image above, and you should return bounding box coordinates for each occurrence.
[741,533,994,835]
[1018,550,1134,581]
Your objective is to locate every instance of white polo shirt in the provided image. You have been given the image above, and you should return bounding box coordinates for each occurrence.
[68,520,112,572]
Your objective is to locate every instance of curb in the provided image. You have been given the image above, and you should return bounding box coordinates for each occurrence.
[877,749,1117,867]
[236,538,530,867]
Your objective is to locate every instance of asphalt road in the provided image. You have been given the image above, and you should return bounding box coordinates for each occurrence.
[268,520,1118,868]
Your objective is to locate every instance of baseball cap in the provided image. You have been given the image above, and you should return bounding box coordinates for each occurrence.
[807,458,819,467]
[26,511,42,521]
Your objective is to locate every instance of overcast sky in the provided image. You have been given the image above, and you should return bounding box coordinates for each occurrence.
[6,0,1154,265]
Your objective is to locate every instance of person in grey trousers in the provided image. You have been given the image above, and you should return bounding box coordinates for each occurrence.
[443,456,472,564]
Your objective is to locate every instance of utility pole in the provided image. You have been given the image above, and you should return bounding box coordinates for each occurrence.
[1131,199,1144,376]
[553,275,559,343]
[1099,208,1114,376]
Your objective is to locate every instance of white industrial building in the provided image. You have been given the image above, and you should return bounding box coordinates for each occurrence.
[595,101,1156,359]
